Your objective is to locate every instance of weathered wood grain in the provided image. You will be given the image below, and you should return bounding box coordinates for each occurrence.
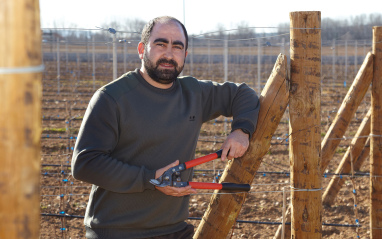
[194,53,289,239]
[371,26,382,239]
[0,1,42,238]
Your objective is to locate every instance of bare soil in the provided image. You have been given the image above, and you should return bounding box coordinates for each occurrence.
[40,57,371,238]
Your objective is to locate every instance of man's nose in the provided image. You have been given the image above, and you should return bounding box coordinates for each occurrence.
[163,46,174,59]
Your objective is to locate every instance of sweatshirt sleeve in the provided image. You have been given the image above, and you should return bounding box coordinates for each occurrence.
[199,80,260,139]
[71,90,156,193]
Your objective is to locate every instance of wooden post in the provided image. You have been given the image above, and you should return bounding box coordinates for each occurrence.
[371,26,382,239]
[0,0,42,238]
[193,54,289,239]
[275,51,374,239]
[322,109,371,206]
[112,33,117,80]
[332,39,336,88]
[57,37,60,94]
[92,36,96,91]
[282,187,286,239]
[257,38,261,92]
[190,37,194,76]
[289,11,321,238]
[223,36,228,133]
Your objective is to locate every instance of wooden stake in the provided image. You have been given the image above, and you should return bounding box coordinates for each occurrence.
[289,11,322,239]
[371,26,382,239]
[282,187,286,239]
[321,52,373,172]
[275,46,374,239]
[193,54,289,239]
[0,0,42,238]
[322,109,371,206]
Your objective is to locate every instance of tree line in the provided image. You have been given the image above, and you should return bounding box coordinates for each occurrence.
[277,13,382,41]
[43,13,382,43]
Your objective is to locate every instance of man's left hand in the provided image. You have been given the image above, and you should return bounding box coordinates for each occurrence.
[220,129,250,161]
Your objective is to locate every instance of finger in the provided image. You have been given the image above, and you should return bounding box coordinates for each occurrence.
[155,160,179,178]
[170,186,196,196]
[188,188,198,194]
[237,147,248,158]
[221,146,230,161]
[227,148,236,160]
[166,160,179,170]
[236,150,245,158]
[158,185,197,197]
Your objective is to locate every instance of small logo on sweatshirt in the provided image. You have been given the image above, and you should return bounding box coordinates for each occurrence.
[189,116,195,121]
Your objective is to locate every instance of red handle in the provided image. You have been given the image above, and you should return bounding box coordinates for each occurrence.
[189,182,223,190]
[184,150,221,169]
[189,182,251,191]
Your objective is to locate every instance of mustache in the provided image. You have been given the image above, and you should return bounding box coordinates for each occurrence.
[156,58,178,68]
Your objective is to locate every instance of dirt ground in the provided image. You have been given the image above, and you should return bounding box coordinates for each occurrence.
[39,58,372,238]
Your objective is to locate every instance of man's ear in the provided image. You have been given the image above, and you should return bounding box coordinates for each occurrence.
[138,42,145,60]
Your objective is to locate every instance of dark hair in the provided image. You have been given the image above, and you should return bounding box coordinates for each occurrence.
[141,16,188,51]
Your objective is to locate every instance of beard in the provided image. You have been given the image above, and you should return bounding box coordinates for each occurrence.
[143,52,184,85]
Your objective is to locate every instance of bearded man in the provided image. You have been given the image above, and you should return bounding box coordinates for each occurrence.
[72,16,260,239]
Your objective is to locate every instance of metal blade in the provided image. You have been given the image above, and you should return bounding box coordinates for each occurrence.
[150,179,164,187]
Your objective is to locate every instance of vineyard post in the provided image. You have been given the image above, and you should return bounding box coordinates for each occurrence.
[345,39,348,87]
[0,0,42,238]
[57,37,60,94]
[370,26,382,239]
[92,36,96,91]
[76,52,80,86]
[332,39,336,89]
[257,37,261,92]
[363,40,367,59]
[289,11,322,238]
[236,39,240,79]
[190,37,194,76]
[65,37,68,73]
[281,37,285,55]
[274,47,374,239]
[87,33,90,70]
[355,40,358,75]
[107,40,110,64]
[123,40,127,73]
[223,35,228,133]
[112,33,117,81]
[85,36,88,70]
[207,36,211,79]
[224,35,228,82]
[248,39,252,82]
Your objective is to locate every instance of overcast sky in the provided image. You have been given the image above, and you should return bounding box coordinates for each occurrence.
[40,0,380,34]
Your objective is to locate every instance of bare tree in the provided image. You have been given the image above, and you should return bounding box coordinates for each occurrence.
[234,21,255,39]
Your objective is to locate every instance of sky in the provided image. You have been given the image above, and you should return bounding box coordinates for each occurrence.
[39,0,380,35]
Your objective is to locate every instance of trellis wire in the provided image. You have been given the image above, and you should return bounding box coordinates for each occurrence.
[40,26,375,238]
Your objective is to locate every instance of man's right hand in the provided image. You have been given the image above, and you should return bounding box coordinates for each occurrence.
[155,160,197,197]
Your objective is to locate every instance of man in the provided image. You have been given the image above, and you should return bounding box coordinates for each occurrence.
[72,16,260,239]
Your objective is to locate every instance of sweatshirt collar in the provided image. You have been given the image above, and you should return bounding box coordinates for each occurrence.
[134,69,178,94]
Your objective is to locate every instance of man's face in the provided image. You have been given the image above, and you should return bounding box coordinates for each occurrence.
[139,21,188,85]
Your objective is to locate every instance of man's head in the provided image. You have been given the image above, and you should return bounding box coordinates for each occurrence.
[138,16,188,87]
[141,16,188,51]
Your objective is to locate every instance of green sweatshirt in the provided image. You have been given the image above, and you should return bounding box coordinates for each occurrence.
[72,69,260,238]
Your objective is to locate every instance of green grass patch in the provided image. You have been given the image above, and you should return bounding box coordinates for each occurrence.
[335,147,347,154]
[43,127,66,133]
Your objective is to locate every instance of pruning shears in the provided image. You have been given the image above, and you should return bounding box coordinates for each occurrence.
[150,149,251,191]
